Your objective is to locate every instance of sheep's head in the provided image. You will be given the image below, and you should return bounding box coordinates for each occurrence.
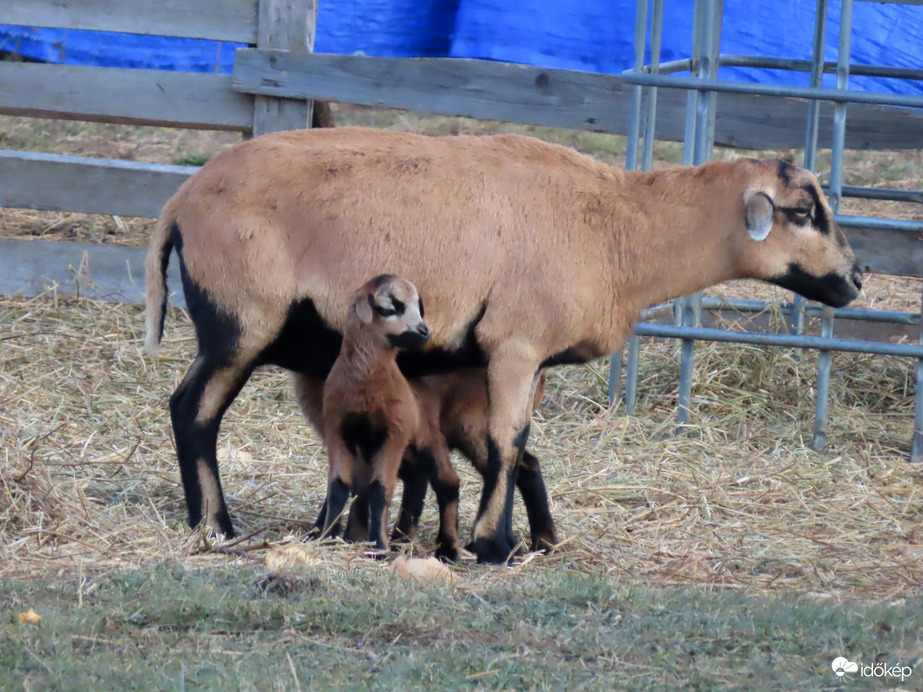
[351,274,430,349]
[739,159,862,308]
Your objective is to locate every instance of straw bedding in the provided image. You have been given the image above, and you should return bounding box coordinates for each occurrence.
[1,111,921,598]
[2,290,921,599]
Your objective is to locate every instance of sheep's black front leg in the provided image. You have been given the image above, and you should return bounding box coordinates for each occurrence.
[470,352,537,564]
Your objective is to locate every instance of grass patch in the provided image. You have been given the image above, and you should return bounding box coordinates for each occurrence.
[172,151,211,167]
[3,563,921,690]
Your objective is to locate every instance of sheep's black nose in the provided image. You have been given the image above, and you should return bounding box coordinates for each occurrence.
[851,264,864,291]
[416,323,430,338]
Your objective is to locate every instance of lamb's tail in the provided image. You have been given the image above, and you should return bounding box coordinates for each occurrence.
[144,204,178,355]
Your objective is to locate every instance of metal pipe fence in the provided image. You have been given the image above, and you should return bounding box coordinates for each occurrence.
[608,0,923,460]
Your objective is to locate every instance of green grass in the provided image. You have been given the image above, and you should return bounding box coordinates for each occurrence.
[172,151,212,167]
[3,563,921,691]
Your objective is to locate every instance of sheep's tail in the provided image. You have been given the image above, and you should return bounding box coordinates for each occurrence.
[144,202,178,355]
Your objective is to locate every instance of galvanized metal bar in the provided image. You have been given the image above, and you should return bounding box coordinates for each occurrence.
[625,334,642,413]
[813,0,853,452]
[836,215,923,232]
[617,0,666,414]
[913,283,923,462]
[677,291,698,426]
[832,186,923,204]
[641,297,920,325]
[640,0,665,170]
[619,71,923,108]
[703,0,724,154]
[675,0,710,427]
[608,0,649,407]
[634,323,923,358]
[795,0,828,341]
[713,54,923,81]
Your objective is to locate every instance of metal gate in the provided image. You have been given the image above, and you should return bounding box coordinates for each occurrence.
[607,0,923,459]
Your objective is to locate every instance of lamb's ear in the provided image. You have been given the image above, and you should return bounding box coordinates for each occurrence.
[356,294,374,324]
[745,190,775,242]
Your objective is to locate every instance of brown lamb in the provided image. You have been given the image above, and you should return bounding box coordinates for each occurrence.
[320,274,462,557]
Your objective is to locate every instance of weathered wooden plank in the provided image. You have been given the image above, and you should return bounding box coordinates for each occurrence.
[232,51,923,150]
[252,0,317,136]
[0,151,194,219]
[0,237,185,308]
[0,62,252,131]
[0,0,258,43]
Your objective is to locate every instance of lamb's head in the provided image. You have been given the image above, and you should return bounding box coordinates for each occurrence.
[351,274,430,349]
[737,159,862,308]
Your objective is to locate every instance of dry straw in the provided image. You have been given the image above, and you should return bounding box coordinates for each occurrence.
[2,285,922,600]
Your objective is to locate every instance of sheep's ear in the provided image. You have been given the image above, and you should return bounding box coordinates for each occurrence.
[745,191,775,242]
[356,295,374,324]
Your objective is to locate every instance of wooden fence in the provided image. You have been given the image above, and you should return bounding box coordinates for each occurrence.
[2,0,923,304]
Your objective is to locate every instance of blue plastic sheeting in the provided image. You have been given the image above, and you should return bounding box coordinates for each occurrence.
[0,0,460,72]
[1,0,921,96]
[451,0,923,95]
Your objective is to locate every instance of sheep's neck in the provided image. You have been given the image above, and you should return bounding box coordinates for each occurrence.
[337,336,400,383]
[612,167,743,319]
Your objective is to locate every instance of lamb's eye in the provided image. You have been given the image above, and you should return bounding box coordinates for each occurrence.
[792,208,812,222]
[374,305,397,317]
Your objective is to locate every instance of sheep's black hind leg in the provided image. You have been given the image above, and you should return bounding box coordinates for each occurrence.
[518,451,557,551]
[170,355,253,537]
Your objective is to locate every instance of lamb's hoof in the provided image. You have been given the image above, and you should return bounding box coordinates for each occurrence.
[390,529,415,545]
[469,536,519,565]
[530,530,558,553]
[434,543,460,564]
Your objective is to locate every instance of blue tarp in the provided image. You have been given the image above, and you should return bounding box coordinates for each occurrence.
[1,0,920,95]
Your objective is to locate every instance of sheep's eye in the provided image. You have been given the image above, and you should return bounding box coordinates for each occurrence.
[374,304,397,317]
[793,208,812,221]
[390,298,406,315]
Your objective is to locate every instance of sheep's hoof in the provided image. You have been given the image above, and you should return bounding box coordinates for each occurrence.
[434,543,459,564]
[469,536,519,565]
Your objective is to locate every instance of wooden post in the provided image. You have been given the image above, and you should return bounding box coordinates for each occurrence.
[252,0,317,136]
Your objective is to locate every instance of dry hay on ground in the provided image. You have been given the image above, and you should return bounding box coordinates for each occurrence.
[1,293,922,600]
[2,111,922,598]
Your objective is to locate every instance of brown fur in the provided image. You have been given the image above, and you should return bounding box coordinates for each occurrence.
[295,368,554,553]
[146,128,860,562]
[320,275,461,557]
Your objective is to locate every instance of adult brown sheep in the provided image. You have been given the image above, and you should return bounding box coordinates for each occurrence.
[145,127,862,563]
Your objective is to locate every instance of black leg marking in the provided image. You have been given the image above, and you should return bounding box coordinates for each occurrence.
[259,297,342,377]
[170,225,253,537]
[470,435,518,564]
[432,472,461,564]
[392,454,428,543]
[170,358,249,538]
[323,478,351,539]
[310,501,327,538]
[518,452,557,551]
[340,415,388,465]
[512,423,530,453]
[345,489,371,542]
[367,480,388,552]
